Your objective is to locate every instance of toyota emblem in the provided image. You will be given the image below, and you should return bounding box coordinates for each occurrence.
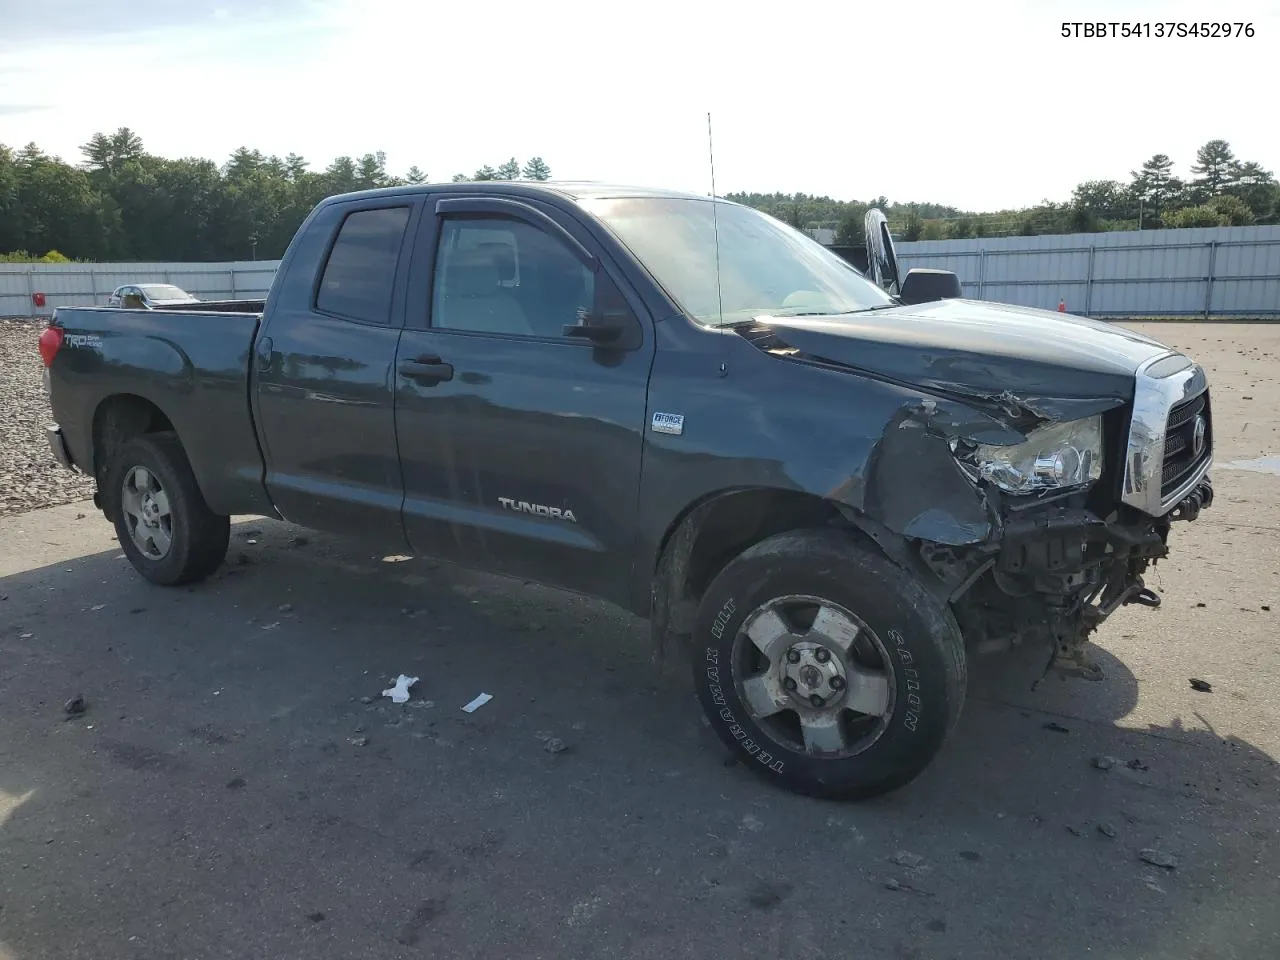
[1192,413,1207,457]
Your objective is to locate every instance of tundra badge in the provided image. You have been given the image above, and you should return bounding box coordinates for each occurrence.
[651,412,685,436]
[498,497,577,523]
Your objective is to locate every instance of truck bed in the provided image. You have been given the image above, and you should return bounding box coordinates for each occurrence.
[46,305,275,518]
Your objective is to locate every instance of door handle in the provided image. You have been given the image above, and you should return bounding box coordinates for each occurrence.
[256,335,273,372]
[398,353,454,384]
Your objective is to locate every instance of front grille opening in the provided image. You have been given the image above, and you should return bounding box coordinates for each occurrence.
[1161,391,1211,499]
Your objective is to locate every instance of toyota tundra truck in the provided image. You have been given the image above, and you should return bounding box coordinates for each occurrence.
[38,183,1215,800]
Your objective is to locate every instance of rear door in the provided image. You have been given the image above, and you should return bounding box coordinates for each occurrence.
[251,197,419,544]
[394,195,655,603]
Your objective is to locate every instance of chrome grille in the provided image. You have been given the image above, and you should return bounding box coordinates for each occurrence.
[1161,392,1211,499]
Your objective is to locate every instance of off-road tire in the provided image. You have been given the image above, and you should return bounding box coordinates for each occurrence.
[106,432,230,586]
[692,528,966,800]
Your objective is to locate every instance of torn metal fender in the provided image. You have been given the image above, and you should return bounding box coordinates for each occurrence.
[859,397,1016,547]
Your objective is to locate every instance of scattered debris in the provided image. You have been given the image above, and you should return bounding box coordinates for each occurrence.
[1126,758,1149,772]
[1139,848,1178,870]
[359,695,374,705]
[1043,721,1070,734]
[278,603,294,614]
[1263,605,1272,612]
[235,553,252,566]
[891,850,925,869]
[129,607,145,614]
[260,621,280,631]
[461,693,492,713]
[347,736,369,747]
[226,777,247,790]
[306,911,325,923]
[883,878,934,897]
[543,737,568,755]
[1189,678,1213,693]
[290,536,309,548]
[63,695,86,716]
[1066,825,1083,837]
[381,674,420,704]
[1097,823,1117,839]
[1092,755,1118,771]
[1195,601,1206,607]
[90,604,105,611]
[741,814,765,833]
[958,850,981,862]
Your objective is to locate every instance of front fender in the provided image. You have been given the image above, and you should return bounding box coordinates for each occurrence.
[631,332,1016,614]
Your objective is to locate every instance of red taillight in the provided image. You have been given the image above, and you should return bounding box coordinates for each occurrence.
[38,324,64,368]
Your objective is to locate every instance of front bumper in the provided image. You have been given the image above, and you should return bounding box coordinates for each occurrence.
[46,425,78,473]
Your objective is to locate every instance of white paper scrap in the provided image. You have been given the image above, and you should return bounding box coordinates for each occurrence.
[381,674,420,704]
[461,693,493,713]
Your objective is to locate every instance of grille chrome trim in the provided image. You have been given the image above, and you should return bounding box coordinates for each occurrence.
[1121,352,1212,516]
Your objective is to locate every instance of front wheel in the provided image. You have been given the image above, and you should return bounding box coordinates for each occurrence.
[106,433,230,586]
[692,529,966,800]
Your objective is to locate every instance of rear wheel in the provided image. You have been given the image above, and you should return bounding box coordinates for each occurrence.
[106,433,229,586]
[692,529,966,800]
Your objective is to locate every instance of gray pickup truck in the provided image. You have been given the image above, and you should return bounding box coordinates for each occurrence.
[39,182,1214,800]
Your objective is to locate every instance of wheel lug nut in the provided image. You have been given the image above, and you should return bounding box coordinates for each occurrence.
[829,676,846,691]
[783,677,797,691]
[814,648,830,663]
[786,649,801,664]
[809,694,825,708]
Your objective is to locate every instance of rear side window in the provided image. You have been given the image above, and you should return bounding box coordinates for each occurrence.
[316,206,411,324]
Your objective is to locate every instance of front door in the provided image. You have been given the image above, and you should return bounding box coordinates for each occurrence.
[252,198,417,545]
[394,196,654,604]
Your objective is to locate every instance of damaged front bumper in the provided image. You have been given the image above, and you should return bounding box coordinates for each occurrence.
[945,472,1214,682]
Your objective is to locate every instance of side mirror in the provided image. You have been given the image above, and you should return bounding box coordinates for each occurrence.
[864,208,901,295]
[563,280,643,350]
[899,268,962,305]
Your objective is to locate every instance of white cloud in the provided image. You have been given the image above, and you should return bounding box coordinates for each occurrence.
[2,0,1278,209]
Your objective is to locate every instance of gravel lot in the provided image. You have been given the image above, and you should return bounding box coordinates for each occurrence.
[1,322,1278,959]
[0,318,96,517]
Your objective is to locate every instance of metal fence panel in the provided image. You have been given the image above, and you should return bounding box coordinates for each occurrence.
[0,261,281,318]
[896,224,1280,317]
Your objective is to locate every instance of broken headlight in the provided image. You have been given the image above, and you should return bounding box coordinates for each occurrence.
[956,416,1103,495]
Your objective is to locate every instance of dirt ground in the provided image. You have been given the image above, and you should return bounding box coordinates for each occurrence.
[1,322,1277,960]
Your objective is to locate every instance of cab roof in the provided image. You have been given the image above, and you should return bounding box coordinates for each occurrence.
[319,180,724,208]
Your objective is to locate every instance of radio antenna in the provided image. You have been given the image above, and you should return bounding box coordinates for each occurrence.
[707,111,724,325]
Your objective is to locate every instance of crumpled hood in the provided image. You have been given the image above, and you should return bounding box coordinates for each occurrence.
[755,298,1176,421]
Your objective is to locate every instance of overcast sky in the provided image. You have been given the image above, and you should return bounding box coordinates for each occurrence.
[1,0,1278,210]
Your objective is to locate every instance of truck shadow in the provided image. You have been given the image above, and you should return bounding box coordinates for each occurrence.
[1,517,1277,959]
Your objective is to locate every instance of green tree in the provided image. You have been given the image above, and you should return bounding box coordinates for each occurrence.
[496,157,521,180]
[521,156,551,180]
[1224,160,1275,218]
[472,165,499,181]
[1207,194,1254,225]
[1071,179,1134,220]
[1190,139,1237,200]
[356,151,390,188]
[1165,204,1225,228]
[1130,153,1184,220]
[405,165,428,184]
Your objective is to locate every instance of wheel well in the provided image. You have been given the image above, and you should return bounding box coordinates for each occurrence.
[649,488,881,667]
[92,395,176,518]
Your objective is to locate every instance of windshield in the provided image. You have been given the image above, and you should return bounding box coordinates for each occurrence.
[580,196,895,326]
[138,284,193,300]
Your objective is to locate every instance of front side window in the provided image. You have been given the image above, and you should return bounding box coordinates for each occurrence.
[316,206,411,324]
[431,217,594,338]
[580,196,895,326]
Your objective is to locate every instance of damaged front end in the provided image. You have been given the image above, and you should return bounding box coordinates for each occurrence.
[888,356,1216,683]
